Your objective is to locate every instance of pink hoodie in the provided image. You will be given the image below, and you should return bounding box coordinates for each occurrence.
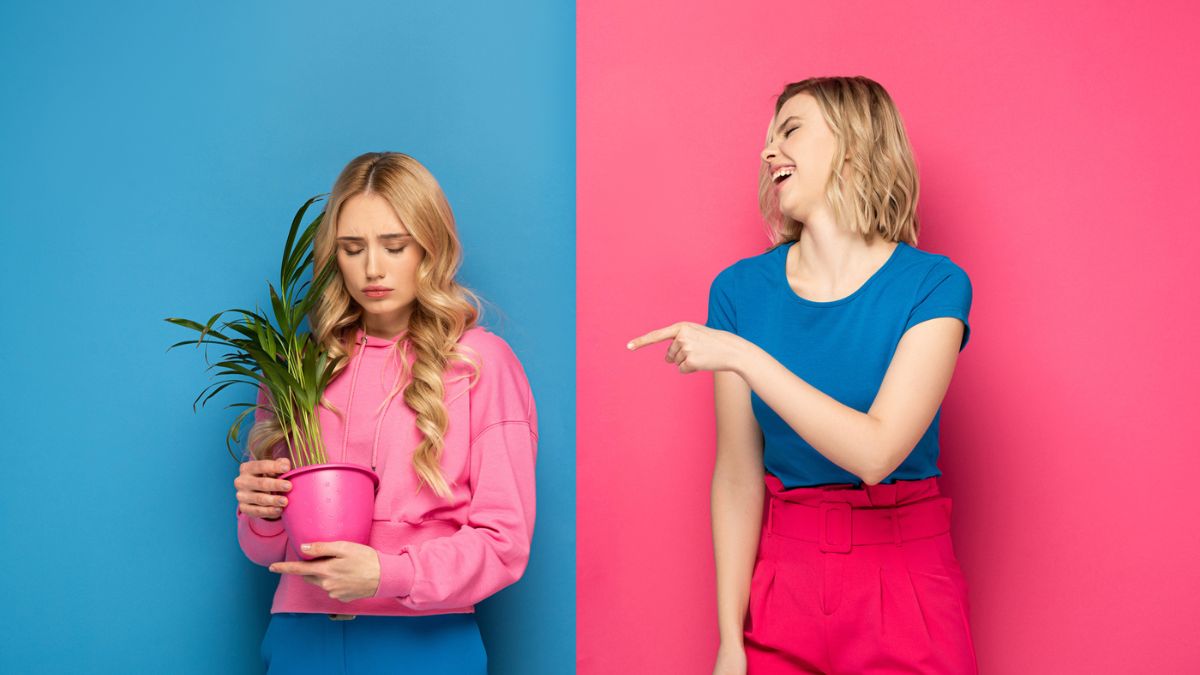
[235,326,537,616]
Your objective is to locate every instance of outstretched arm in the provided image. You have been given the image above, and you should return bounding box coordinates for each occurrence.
[629,317,964,485]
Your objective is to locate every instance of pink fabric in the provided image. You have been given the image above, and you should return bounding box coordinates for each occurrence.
[235,326,537,616]
[745,475,977,674]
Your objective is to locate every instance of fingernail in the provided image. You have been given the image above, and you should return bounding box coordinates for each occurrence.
[278,497,287,506]
[301,543,311,551]
[281,482,291,491]
[626,342,634,349]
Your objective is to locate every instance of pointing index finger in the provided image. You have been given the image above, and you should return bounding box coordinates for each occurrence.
[627,323,682,351]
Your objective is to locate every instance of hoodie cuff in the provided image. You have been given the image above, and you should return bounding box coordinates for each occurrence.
[373,550,415,599]
[238,506,286,538]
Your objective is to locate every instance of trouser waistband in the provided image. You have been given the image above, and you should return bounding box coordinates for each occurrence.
[764,474,952,553]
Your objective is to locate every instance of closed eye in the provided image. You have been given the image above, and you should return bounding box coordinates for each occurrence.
[342,247,407,256]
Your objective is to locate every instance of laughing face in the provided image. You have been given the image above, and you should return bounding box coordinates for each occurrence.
[761,92,842,224]
[335,191,425,338]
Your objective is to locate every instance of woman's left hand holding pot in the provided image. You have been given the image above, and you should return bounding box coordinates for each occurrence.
[269,541,381,602]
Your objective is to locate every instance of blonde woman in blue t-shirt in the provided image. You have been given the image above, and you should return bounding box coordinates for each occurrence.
[630,76,977,675]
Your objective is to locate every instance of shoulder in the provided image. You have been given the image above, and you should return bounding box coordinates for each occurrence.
[457,327,531,390]
[457,327,535,426]
[458,326,519,359]
[899,244,971,287]
[711,244,785,291]
[898,246,973,329]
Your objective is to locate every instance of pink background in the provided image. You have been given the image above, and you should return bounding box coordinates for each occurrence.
[577,1,1200,673]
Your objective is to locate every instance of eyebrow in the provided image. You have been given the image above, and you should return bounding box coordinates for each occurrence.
[774,115,802,137]
[336,233,413,243]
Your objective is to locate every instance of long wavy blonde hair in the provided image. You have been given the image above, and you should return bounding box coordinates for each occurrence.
[758,76,921,247]
[248,152,481,498]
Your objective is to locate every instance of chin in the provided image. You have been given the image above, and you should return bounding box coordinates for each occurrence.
[363,302,398,314]
[779,206,807,223]
[777,196,802,221]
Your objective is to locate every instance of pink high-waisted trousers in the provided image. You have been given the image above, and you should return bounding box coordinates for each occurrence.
[744,474,978,674]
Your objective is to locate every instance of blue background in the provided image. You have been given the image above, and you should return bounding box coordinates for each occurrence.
[0,2,575,673]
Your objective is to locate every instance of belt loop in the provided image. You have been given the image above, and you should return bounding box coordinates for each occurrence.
[766,493,775,537]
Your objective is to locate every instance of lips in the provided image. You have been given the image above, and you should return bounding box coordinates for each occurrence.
[771,165,795,184]
[363,287,392,298]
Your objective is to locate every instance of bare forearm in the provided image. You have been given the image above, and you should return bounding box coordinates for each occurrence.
[712,464,764,647]
[734,345,888,485]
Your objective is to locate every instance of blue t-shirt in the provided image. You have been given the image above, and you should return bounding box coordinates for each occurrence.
[705,240,972,488]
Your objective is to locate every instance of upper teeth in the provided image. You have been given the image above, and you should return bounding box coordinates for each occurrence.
[773,167,795,182]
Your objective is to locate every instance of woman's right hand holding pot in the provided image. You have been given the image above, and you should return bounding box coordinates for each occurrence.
[235,458,292,520]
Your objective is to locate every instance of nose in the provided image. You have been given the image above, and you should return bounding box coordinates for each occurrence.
[761,141,777,164]
[365,246,384,280]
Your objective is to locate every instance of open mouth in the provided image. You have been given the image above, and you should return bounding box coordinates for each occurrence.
[772,166,795,184]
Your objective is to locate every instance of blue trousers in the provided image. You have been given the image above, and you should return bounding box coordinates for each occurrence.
[260,612,487,674]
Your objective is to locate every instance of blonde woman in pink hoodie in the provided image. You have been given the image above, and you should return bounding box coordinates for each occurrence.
[232,152,537,673]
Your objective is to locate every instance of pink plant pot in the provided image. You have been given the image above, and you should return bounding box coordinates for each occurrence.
[278,462,380,560]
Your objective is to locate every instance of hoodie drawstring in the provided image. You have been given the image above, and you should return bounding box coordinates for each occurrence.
[340,330,403,473]
[340,334,368,466]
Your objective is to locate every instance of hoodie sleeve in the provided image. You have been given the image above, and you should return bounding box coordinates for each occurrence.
[372,332,538,610]
[235,383,291,566]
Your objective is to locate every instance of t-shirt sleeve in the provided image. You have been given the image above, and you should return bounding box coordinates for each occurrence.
[706,266,738,334]
[903,259,973,351]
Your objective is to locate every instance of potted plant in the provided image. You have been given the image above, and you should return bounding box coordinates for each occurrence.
[165,194,379,560]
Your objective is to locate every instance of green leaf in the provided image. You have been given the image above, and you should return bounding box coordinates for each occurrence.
[268,283,291,339]
[319,352,340,389]
[163,317,236,344]
[165,338,209,352]
[199,311,224,344]
[225,405,259,463]
[295,256,340,319]
[281,194,326,284]
[223,308,272,326]
[170,193,340,466]
[192,378,257,412]
[263,333,276,362]
[284,211,325,290]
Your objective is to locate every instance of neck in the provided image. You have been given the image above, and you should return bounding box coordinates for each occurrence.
[362,310,413,342]
[790,212,892,286]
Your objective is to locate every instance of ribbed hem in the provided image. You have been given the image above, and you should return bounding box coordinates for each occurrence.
[373,550,416,599]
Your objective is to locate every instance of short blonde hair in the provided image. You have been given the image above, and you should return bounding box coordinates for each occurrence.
[758,76,921,247]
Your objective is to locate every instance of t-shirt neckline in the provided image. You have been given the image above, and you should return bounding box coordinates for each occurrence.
[781,241,906,308]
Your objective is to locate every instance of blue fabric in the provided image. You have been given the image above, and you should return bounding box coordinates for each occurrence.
[260,612,487,674]
[705,241,972,488]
